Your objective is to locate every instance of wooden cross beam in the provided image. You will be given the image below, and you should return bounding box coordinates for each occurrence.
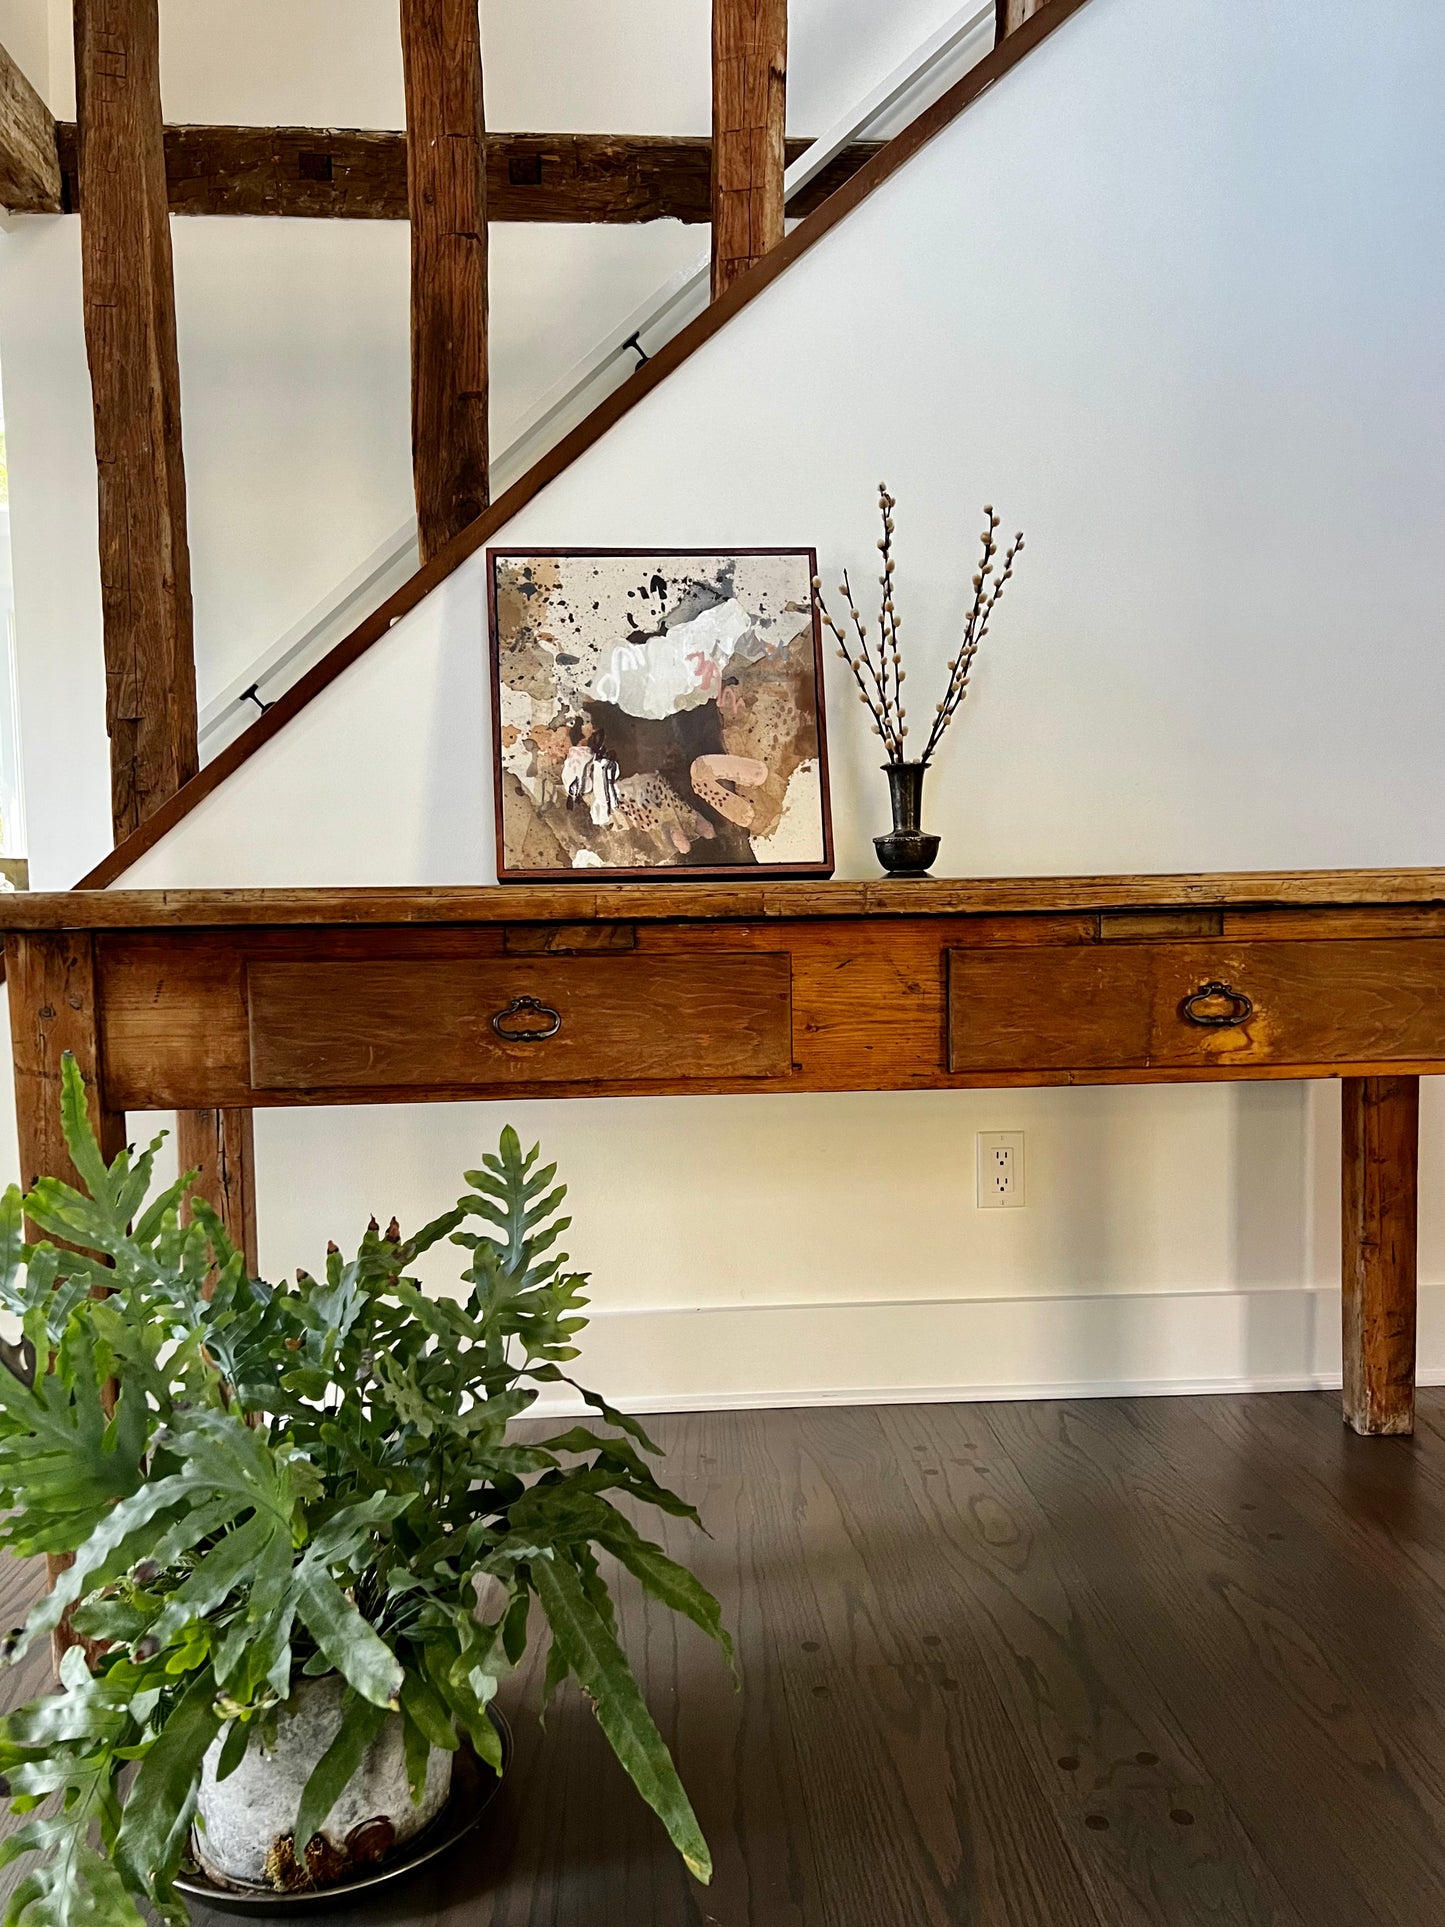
[0,39,61,211]
[46,125,877,223]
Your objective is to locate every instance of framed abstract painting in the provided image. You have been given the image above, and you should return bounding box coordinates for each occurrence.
[487,547,834,881]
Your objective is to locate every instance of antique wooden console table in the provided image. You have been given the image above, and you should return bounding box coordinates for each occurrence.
[4,870,1441,1437]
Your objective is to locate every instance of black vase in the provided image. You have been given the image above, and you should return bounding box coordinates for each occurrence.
[873,760,940,878]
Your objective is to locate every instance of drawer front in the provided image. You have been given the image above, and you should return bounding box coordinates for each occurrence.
[249,954,791,1090]
[948,940,1445,1074]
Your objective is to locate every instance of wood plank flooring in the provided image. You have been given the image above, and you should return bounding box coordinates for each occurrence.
[3,1390,1445,1924]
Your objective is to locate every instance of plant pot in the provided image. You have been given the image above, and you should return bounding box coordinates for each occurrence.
[194,1676,454,1893]
[873,760,940,878]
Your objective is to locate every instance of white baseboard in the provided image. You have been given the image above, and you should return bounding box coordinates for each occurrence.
[533,1370,1445,1419]
[529,1282,1445,1417]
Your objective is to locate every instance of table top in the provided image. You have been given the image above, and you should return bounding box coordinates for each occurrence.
[4,869,1445,931]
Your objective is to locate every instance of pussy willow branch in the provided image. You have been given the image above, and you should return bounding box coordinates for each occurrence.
[813,562,903,757]
[843,566,900,756]
[815,485,1024,768]
[876,485,905,749]
[839,570,883,713]
[923,525,1024,760]
[812,492,907,758]
[921,516,1024,762]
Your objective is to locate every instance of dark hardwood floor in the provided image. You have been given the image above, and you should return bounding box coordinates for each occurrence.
[3,1390,1445,1924]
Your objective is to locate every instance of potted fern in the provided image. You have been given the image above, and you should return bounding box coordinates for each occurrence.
[0,1057,728,1921]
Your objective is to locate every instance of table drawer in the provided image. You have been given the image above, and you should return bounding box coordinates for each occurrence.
[248,953,791,1090]
[948,940,1445,1074]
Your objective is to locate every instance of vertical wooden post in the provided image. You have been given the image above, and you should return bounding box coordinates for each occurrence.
[74,1,258,1260]
[997,0,1050,40]
[7,930,126,1658]
[73,0,198,840]
[401,0,490,562]
[176,1108,258,1280]
[711,0,788,301]
[1341,1075,1418,1436]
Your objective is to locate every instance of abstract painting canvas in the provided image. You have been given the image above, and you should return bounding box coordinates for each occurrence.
[488,548,834,880]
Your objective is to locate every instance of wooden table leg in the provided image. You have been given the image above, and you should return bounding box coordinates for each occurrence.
[7,930,126,1199]
[1341,1075,1418,1436]
[177,1107,258,1281]
[6,930,128,1664]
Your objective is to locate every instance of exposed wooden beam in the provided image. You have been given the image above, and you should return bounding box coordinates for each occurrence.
[74,0,198,840]
[400,0,489,561]
[52,123,879,223]
[712,0,788,299]
[997,0,1051,38]
[0,39,60,211]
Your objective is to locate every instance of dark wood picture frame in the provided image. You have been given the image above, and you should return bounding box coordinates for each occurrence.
[486,546,835,883]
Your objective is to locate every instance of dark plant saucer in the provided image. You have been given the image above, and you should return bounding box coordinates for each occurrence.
[874,829,941,878]
[175,1712,510,1915]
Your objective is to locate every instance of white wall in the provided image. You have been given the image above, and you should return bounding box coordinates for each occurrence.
[97,0,1445,1410]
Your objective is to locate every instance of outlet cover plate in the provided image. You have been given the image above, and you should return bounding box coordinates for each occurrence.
[977,1130,1025,1209]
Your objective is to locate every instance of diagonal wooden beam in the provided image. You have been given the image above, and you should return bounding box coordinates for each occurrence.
[0,38,60,211]
[712,0,788,299]
[49,123,879,222]
[997,0,1051,38]
[74,0,198,839]
[401,0,489,561]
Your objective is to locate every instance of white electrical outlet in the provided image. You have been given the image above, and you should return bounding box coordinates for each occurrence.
[977,1131,1025,1208]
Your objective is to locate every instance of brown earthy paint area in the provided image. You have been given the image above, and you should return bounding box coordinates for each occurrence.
[490,551,828,876]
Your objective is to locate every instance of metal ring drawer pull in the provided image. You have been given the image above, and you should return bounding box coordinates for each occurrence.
[1180,981,1254,1029]
[490,995,562,1043]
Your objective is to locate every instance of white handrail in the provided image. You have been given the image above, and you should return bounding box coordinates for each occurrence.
[198,1,997,759]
